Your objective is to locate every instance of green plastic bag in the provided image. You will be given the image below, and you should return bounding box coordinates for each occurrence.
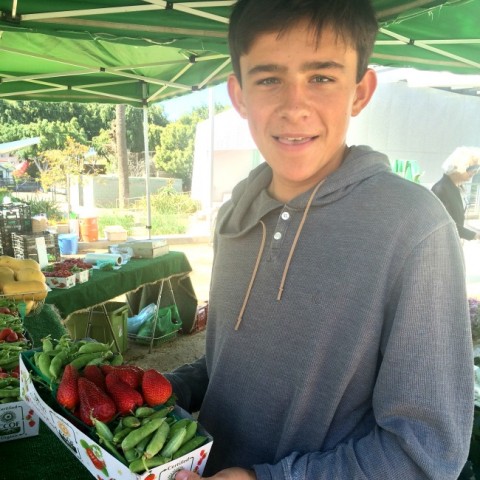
[136,305,182,339]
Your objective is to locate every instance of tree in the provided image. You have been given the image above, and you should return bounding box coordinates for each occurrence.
[153,106,219,191]
[116,104,129,208]
[39,137,89,215]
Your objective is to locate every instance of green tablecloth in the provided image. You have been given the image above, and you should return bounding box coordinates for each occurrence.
[45,251,198,333]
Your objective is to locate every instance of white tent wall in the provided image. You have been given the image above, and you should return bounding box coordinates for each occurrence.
[347,81,480,186]
[191,109,262,213]
[191,81,480,218]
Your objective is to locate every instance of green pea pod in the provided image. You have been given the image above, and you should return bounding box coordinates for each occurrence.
[160,426,187,458]
[135,431,155,454]
[0,377,20,388]
[69,351,107,370]
[167,418,190,439]
[172,435,209,460]
[121,416,166,452]
[92,416,114,443]
[78,342,111,354]
[49,349,69,381]
[182,420,198,446]
[134,406,156,418]
[99,437,128,465]
[37,352,52,380]
[124,447,141,463]
[122,416,141,428]
[113,427,133,445]
[110,353,124,366]
[0,387,20,398]
[144,418,170,459]
[128,455,168,474]
[41,336,54,353]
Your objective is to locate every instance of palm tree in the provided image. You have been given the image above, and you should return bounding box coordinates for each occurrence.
[116,104,129,208]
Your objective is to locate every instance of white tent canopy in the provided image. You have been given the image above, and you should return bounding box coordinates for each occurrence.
[0,137,40,155]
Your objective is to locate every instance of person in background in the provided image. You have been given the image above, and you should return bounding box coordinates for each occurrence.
[431,146,480,241]
[171,1,474,479]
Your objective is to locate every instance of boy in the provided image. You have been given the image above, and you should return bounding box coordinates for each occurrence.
[172,1,474,478]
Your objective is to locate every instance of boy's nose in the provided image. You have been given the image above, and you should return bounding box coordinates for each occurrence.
[279,83,311,119]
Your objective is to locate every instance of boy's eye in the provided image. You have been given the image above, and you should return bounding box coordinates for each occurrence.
[256,77,280,86]
[311,75,332,83]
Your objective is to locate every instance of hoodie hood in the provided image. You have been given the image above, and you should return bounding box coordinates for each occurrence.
[217,145,392,238]
[215,145,393,329]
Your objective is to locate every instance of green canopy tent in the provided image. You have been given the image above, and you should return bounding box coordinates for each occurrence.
[0,0,479,231]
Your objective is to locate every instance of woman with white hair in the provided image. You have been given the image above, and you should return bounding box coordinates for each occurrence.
[431,146,480,240]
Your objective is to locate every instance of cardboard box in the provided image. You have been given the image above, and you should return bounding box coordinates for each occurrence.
[20,355,213,480]
[120,239,169,259]
[45,273,77,289]
[75,269,90,284]
[104,226,128,242]
[0,399,39,442]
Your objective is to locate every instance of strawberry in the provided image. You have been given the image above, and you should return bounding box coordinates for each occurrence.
[83,365,106,391]
[100,364,144,389]
[141,369,173,407]
[56,364,80,411]
[78,377,116,426]
[104,373,143,415]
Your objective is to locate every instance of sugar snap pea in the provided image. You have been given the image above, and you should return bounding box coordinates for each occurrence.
[121,416,166,452]
[0,387,20,398]
[49,349,68,380]
[37,352,52,380]
[128,455,168,473]
[113,427,133,444]
[78,342,112,354]
[160,426,187,458]
[172,435,209,460]
[92,417,114,443]
[144,418,170,459]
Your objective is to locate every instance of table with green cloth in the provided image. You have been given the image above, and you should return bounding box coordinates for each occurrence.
[45,250,199,333]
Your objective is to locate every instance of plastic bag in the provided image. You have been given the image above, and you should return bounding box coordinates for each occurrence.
[127,303,156,334]
[136,305,182,339]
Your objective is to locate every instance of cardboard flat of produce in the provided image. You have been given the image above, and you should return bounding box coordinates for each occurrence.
[121,240,170,259]
[0,399,39,442]
[19,356,213,480]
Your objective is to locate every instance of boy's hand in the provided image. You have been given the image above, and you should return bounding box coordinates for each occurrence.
[175,467,256,480]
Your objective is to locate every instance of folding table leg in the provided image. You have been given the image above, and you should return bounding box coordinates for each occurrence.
[85,304,121,353]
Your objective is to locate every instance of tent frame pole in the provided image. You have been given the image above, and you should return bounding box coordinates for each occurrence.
[143,83,152,239]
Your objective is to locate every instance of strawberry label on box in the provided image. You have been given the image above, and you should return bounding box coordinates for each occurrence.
[0,400,39,442]
[19,355,213,480]
[45,274,76,289]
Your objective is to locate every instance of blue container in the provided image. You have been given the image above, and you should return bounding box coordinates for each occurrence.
[58,233,79,255]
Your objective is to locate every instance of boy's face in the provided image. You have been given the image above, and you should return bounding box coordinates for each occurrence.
[228,22,377,202]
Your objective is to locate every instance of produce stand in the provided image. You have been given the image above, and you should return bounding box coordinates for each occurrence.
[1,252,201,479]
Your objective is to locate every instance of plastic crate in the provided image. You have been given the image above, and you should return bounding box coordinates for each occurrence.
[64,301,129,353]
[0,203,32,256]
[12,232,61,263]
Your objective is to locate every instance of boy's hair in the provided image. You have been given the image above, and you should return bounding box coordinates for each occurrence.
[228,0,378,83]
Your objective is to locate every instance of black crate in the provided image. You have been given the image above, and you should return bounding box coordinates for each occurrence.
[12,232,61,263]
[0,203,32,256]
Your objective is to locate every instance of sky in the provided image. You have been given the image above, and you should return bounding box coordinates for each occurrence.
[159,82,231,121]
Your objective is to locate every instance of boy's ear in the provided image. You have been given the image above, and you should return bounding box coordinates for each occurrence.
[352,68,377,117]
[227,74,247,119]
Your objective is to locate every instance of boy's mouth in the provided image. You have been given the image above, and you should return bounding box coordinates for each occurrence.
[276,136,316,145]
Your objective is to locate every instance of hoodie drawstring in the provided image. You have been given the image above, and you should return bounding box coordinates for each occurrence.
[277,179,325,300]
[235,179,325,330]
[235,221,267,331]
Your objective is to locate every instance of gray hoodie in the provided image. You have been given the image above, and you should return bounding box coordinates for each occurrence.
[167,145,473,479]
